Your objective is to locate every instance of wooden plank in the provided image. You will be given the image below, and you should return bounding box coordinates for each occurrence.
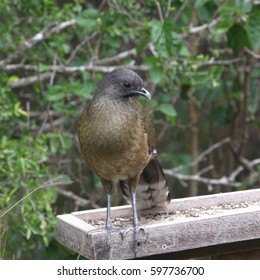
[57,188,260,259]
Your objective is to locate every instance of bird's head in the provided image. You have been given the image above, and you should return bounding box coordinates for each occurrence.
[95,68,151,100]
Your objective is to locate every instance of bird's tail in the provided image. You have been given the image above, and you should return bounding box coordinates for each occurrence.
[119,157,171,210]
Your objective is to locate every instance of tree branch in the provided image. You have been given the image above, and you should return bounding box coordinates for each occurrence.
[164,157,260,188]
[156,1,164,22]
[163,169,241,187]
[56,187,99,209]
[0,19,76,66]
[174,137,230,172]
[189,18,220,34]
[6,63,148,88]
[199,57,243,68]
[8,72,52,88]
[95,48,137,65]
[245,47,260,59]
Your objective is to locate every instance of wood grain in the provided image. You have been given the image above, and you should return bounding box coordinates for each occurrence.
[57,188,260,259]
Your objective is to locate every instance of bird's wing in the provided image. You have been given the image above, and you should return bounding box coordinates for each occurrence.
[141,107,157,153]
[118,103,171,210]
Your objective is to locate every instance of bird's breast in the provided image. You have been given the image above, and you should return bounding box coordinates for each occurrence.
[78,99,151,180]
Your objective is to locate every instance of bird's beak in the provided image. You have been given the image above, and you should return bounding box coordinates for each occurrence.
[128,87,151,100]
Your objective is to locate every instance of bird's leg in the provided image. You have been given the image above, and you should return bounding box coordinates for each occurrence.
[100,178,113,246]
[131,191,145,236]
[121,177,147,256]
[100,178,113,230]
[106,192,112,230]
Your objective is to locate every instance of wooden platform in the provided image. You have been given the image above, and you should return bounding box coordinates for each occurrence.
[57,189,260,259]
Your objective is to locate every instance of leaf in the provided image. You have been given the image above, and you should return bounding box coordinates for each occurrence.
[163,18,177,57]
[8,75,19,82]
[45,85,65,101]
[195,0,217,22]
[158,103,177,125]
[150,65,164,84]
[247,7,260,51]
[159,103,177,116]
[53,102,77,116]
[148,19,175,58]
[227,23,250,52]
[62,43,70,54]
[136,34,150,54]
[76,9,100,32]
[148,19,163,44]
[38,64,48,73]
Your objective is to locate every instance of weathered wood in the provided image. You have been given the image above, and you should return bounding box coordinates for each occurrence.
[57,189,260,259]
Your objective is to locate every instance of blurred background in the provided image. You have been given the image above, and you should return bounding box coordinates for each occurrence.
[0,0,259,259]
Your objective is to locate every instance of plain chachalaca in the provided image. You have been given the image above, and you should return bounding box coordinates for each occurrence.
[78,68,170,248]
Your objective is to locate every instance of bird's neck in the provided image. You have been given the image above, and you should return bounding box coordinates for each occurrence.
[92,96,136,124]
[88,97,138,152]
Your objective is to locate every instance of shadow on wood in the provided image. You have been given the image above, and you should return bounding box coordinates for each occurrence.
[57,189,260,259]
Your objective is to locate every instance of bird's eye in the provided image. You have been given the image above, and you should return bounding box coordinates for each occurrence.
[123,82,131,88]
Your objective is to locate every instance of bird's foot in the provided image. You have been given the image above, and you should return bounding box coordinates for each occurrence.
[120,224,148,256]
[121,224,147,240]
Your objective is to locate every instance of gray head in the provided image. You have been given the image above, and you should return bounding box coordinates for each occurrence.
[95,68,151,100]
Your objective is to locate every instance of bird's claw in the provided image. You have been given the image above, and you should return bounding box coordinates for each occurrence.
[120,224,148,256]
[121,224,147,239]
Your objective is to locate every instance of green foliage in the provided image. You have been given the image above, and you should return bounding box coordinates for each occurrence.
[247,7,260,51]
[77,9,101,32]
[0,81,73,259]
[0,0,259,260]
[157,103,177,125]
[227,23,250,52]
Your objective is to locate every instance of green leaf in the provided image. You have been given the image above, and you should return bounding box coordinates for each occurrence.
[164,18,178,57]
[62,43,70,54]
[45,85,66,101]
[150,65,164,84]
[148,19,175,58]
[8,75,19,82]
[227,23,250,52]
[77,9,100,32]
[247,7,260,51]
[38,64,48,73]
[136,34,150,54]
[148,19,163,44]
[53,102,77,116]
[158,103,177,125]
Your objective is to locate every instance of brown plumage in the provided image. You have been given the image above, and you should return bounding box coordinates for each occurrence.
[78,68,170,248]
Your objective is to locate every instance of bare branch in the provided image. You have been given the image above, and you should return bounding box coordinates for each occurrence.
[199,57,243,68]
[56,187,99,209]
[8,72,52,88]
[245,47,260,59]
[156,1,164,22]
[189,18,220,34]
[3,61,148,74]
[1,64,38,71]
[196,165,214,176]
[0,19,76,66]
[173,0,189,21]
[67,32,98,64]
[147,42,159,58]
[95,48,137,65]
[165,0,172,18]
[164,169,241,187]
[164,157,260,188]
[6,63,148,88]
[175,137,230,172]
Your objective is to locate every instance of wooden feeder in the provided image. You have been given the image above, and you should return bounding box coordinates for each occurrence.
[57,188,260,259]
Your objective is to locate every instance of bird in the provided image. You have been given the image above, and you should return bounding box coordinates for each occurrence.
[78,68,170,252]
